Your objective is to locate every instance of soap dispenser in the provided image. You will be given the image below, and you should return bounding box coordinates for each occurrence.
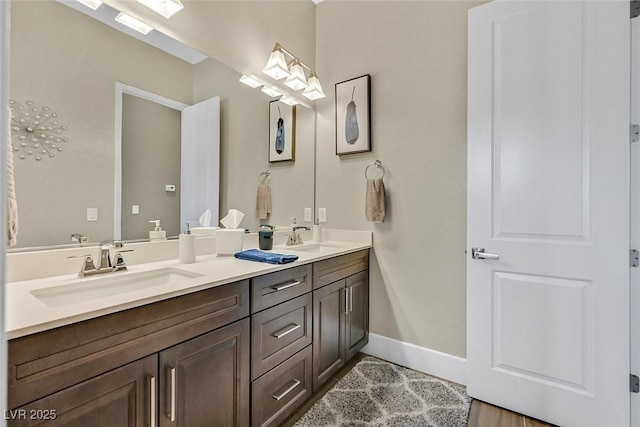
[179,223,196,264]
[149,220,167,240]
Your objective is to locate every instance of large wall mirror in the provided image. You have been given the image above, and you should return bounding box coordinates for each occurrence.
[8,0,315,250]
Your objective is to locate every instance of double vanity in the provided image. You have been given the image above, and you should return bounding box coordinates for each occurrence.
[5,232,371,426]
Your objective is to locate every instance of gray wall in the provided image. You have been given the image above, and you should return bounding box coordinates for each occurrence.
[122,95,181,240]
[315,1,483,357]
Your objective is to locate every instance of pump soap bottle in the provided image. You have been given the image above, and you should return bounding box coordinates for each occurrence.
[179,223,196,264]
[149,220,166,240]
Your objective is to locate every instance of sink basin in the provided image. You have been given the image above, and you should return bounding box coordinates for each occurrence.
[279,242,345,253]
[30,267,204,308]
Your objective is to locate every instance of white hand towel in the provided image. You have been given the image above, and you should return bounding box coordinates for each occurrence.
[365,178,385,223]
[256,183,272,220]
[6,106,18,247]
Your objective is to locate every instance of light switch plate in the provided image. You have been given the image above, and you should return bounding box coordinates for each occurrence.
[304,207,312,222]
[87,208,98,222]
[318,208,327,223]
[165,184,176,192]
[132,205,139,215]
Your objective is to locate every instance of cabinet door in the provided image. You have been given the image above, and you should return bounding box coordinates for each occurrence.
[159,318,250,427]
[9,355,157,427]
[345,271,369,360]
[312,279,346,392]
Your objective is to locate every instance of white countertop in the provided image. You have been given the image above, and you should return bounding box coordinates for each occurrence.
[6,238,371,340]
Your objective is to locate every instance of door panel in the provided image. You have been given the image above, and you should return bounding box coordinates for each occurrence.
[467,2,630,426]
[159,318,249,427]
[312,279,346,392]
[346,272,369,360]
[10,355,157,427]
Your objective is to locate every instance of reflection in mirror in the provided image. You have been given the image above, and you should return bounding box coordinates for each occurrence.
[8,0,315,251]
[120,94,182,240]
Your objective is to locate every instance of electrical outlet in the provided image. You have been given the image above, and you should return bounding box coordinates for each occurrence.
[318,208,327,223]
[132,205,139,215]
[304,207,312,222]
[87,208,98,222]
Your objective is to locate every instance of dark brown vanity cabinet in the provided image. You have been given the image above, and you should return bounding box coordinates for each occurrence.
[312,251,369,392]
[7,280,250,427]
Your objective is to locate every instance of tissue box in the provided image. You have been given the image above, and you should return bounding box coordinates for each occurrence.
[216,229,244,255]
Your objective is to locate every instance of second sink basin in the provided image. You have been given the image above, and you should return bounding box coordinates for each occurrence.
[278,242,345,253]
[31,267,204,308]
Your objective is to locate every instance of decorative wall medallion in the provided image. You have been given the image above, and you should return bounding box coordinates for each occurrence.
[9,99,69,161]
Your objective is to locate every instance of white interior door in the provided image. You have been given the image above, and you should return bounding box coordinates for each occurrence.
[467,2,630,426]
[181,97,220,230]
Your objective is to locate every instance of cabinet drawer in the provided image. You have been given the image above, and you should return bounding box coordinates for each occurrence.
[251,264,312,313]
[313,249,369,289]
[252,345,312,427]
[252,293,312,380]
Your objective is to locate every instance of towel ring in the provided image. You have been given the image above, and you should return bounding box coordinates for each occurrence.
[365,160,385,180]
[258,170,271,185]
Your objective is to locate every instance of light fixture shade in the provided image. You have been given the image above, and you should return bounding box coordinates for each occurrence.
[75,0,103,10]
[115,12,154,35]
[302,72,326,100]
[279,96,299,106]
[261,86,282,98]
[283,59,308,91]
[263,44,290,80]
[136,0,184,18]
[239,75,262,89]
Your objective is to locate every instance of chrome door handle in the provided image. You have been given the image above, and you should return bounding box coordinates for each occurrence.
[271,379,301,401]
[150,376,156,427]
[471,247,499,260]
[169,367,176,422]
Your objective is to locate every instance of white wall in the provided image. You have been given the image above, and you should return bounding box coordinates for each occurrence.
[315,1,484,357]
[1,0,9,420]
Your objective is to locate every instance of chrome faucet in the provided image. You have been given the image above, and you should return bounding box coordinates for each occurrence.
[286,226,310,246]
[69,240,131,278]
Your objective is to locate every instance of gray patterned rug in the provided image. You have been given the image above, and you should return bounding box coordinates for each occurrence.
[293,356,471,427]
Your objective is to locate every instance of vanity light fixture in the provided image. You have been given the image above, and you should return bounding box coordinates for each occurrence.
[115,12,154,35]
[74,0,103,10]
[302,71,326,100]
[283,59,308,91]
[278,96,299,106]
[263,43,290,80]
[239,75,263,89]
[260,86,282,98]
[136,0,184,19]
[262,42,325,100]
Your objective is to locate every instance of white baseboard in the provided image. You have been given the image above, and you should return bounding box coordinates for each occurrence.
[361,333,467,385]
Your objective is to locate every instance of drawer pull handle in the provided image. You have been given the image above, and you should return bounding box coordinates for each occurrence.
[169,367,176,422]
[272,379,301,401]
[150,376,157,427]
[273,280,302,291]
[273,323,301,339]
[343,287,349,314]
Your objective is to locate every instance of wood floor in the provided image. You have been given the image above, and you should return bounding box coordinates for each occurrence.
[282,352,558,427]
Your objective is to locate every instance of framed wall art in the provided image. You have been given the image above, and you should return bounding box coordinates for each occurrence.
[268,100,296,162]
[335,74,371,155]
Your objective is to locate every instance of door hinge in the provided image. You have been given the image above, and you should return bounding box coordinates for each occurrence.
[631,249,639,268]
[632,1,640,19]
[631,374,639,393]
[631,124,639,143]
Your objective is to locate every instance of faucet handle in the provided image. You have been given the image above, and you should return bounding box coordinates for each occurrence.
[67,255,97,278]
